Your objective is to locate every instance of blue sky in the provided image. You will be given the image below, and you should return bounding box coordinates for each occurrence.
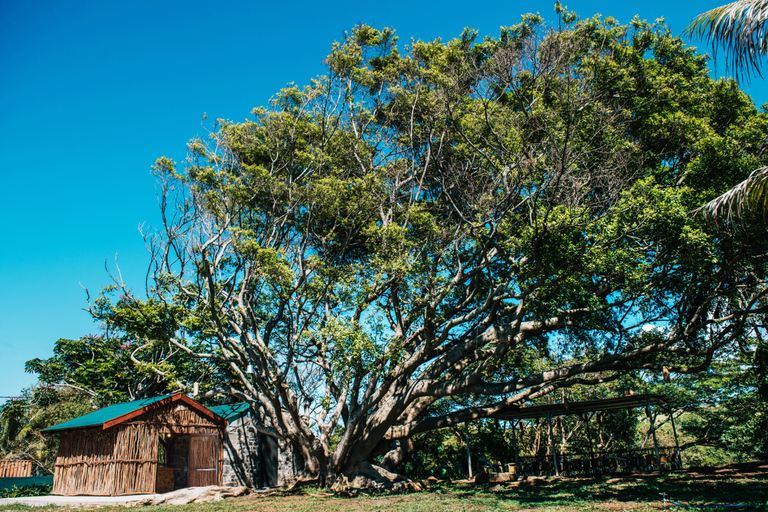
[1,0,765,403]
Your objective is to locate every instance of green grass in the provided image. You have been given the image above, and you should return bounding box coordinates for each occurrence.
[0,463,765,512]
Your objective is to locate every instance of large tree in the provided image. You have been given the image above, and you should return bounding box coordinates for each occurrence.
[117,9,768,486]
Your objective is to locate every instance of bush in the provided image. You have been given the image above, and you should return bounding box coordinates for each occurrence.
[0,483,52,498]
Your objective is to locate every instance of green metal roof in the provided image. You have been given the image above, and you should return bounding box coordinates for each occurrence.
[208,402,251,422]
[42,394,174,433]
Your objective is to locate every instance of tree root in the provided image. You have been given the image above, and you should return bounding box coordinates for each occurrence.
[330,462,423,493]
[136,486,249,505]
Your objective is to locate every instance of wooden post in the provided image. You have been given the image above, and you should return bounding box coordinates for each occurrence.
[546,411,559,476]
[510,420,520,468]
[646,399,661,470]
[583,412,596,474]
[465,422,473,479]
[668,407,684,469]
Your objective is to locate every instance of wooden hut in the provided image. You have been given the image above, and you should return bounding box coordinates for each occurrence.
[42,393,226,496]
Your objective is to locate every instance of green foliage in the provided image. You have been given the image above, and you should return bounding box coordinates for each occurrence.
[25,286,227,406]
[678,361,768,461]
[0,387,92,472]
[630,335,768,465]
[0,484,53,498]
[686,0,768,220]
[405,428,466,479]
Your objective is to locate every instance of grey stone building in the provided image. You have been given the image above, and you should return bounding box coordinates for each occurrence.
[209,403,301,488]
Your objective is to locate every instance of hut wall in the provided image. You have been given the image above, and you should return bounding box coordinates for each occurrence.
[52,423,159,496]
[136,401,225,484]
[219,413,300,488]
[277,442,301,487]
[137,402,224,435]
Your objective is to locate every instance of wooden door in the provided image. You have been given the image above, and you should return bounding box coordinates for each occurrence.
[188,434,220,487]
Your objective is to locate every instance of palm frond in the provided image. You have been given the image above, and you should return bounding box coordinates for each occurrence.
[697,166,768,221]
[685,0,768,80]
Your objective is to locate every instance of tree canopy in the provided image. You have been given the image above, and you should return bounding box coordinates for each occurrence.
[35,8,768,486]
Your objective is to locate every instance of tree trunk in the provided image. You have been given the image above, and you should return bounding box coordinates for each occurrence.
[380,439,415,473]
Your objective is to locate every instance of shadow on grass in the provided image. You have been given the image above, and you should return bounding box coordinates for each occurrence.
[454,461,768,510]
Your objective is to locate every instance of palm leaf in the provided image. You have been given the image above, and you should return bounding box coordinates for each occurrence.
[685,0,768,80]
[698,166,768,221]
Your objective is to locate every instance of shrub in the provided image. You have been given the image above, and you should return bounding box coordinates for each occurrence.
[0,483,52,498]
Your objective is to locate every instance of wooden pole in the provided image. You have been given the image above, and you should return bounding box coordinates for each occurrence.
[546,411,559,476]
[646,399,661,470]
[583,413,596,474]
[668,407,684,469]
[464,422,473,479]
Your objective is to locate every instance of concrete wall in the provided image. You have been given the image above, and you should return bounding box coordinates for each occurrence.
[276,438,301,487]
[220,411,300,488]
[221,415,259,487]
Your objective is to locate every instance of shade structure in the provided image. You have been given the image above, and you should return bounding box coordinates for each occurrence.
[490,393,672,421]
[485,393,677,476]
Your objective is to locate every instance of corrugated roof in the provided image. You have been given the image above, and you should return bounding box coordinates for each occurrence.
[208,402,251,422]
[42,395,173,433]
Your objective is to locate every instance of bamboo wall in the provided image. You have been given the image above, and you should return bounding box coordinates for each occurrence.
[138,402,223,435]
[52,400,224,496]
[0,460,32,477]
